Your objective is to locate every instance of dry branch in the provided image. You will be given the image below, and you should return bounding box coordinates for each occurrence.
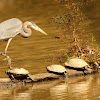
[72,28,83,57]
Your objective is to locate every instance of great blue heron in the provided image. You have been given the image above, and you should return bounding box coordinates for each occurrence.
[0,18,47,54]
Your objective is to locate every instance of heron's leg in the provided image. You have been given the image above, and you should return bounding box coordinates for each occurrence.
[4,38,12,54]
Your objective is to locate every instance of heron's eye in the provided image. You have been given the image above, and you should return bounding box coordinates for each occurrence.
[29,21,35,25]
[27,26,30,28]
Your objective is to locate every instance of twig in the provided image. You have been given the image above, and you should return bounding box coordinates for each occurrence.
[73,28,83,57]
[0,52,12,69]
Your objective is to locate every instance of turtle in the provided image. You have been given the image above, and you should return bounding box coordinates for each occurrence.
[46,64,67,77]
[65,58,93,73]
[5,68,33,81]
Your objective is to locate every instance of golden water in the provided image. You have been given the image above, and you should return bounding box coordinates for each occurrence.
[0,0,100,100]
[0,0,66,77]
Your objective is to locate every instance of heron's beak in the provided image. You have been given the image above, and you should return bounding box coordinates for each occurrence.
[31,25,47,35]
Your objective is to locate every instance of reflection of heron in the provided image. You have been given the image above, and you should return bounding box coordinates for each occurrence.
[0,18,47,54]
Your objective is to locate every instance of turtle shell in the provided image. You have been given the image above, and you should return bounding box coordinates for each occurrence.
[6,68,29,80]
[8,68,29,74]
[65,58,89,69]
[46,65,67,75]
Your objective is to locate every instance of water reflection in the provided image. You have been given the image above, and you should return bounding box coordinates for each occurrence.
[49,74,100,100]
[50,83,68,100]
[70,77,93,100]
[12,85,32,100]
[0,73,100,100]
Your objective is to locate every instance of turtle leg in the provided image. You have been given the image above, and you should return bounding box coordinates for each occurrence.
[11,74,15,80]
[27,74,34,81]
[5,71,15,80]
[83,65,93,74]
[8,74,15,80]
[85,65,93,73]
[86,67,93,73]
[83,70,86,75]
[81,67,86,75]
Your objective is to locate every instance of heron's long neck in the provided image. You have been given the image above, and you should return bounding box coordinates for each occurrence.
[20,22,32,38]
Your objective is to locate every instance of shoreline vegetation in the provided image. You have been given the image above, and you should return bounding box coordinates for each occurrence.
[50,0,100,69]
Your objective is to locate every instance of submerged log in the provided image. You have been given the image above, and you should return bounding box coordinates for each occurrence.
[0,51,98,86]
[0,69,98,85]
[0,78,11,83]
[30,73,61,82]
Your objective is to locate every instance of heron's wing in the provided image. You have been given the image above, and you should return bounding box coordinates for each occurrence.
[0,18,22,40]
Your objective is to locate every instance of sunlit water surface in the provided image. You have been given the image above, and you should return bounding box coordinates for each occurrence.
[0,0,100,100]
[0,73,100,100]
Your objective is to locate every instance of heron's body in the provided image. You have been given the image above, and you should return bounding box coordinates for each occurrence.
[0,18,22,40]
[0,18,47,81]
[0,18,47,54]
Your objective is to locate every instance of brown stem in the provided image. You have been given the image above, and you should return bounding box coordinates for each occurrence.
[73,28,83,57]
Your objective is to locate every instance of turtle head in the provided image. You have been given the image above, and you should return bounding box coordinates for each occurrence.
[85,65,93,73]
[63,71,68,79]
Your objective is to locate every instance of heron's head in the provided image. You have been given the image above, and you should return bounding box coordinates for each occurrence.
[28,21,47,35]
